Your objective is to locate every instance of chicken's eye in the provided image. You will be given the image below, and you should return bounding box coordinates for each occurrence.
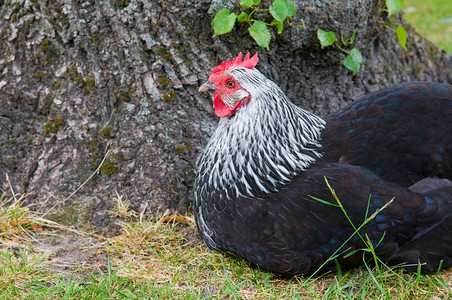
[226,80,235,88]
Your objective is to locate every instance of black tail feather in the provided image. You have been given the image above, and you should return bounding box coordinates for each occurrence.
[388,185,452,273]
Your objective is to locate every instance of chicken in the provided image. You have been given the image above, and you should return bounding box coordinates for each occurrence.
[194,52,452,276]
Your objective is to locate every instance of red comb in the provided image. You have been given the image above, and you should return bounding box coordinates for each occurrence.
[208,52,259,82]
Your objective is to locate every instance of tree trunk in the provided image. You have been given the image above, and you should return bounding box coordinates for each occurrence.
[1,0,451,228]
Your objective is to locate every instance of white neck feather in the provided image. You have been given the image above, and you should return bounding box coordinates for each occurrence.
[196,68,326,199]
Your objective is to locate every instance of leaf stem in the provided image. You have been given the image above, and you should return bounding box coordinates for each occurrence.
[336,44,350,54]
[248,8,256,21]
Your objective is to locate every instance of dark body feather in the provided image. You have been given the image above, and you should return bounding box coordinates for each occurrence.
[194,81,452,276]
[321,82,452,186]
[196,162,452,275]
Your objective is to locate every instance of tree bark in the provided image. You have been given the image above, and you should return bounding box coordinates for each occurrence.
[1,0,451,228]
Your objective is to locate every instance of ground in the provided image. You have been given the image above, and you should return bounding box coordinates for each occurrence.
[1,192,451,298]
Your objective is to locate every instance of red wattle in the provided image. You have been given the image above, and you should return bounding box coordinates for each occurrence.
[213,94,232,118]
[232,96,249,112]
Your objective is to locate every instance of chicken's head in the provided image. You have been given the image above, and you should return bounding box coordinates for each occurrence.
[199,52,259,118]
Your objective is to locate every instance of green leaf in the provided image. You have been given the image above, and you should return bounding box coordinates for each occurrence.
[396,25,407,51]
[343,248,371,258]
[240,0,254,9]
[212,8,237,37]
[344,48,362,74]
[270,20,284,34]
[300,18,305,27]
[269,0,289,22]
[317,28,336,48]
[342,27,358,46]
[308,195,340,207]
[248,20,271,50]
[386,0,405,18]
[282,0,296,17]
[253,0,261,5]
[349,27,358,44]
[237,11,248,23]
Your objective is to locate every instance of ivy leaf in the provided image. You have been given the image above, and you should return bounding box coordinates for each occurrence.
[342,27,358,46]
[237,11,248,23]
[270,20,284,34]
[317,28,336,48]
[269,0,289,22]
[248,20,271,50]
[396,25,407,51]
[300,17,305,27]
[344,48,362,74]
[212,8,237,37]
[386,0,405,18]
[349,27,358,44]
[240,0,254,9]
[282,0,296,17]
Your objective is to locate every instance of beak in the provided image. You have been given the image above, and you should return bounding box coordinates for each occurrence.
[198,82,215,93]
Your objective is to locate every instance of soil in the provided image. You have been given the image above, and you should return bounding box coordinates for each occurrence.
[32,230,109,281]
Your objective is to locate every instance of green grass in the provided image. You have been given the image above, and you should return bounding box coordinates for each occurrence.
[1,220,451,299]
[0,191,451,299]
[404,0,452,53]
